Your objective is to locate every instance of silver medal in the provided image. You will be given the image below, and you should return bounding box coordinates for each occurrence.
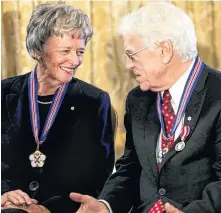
[175,141,185,152]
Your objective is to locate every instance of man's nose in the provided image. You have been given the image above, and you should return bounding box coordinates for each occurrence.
[126,57,134,71]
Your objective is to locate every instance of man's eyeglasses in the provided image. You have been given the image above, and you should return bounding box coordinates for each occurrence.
[126,46,149,61]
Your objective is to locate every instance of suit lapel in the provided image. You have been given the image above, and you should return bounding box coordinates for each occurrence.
[144,99,161,178]
[132,92,160,179]
[132,96,150,155]
[57,78,83,129]
[159,64,209,172]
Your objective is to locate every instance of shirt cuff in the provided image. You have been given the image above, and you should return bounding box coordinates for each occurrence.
[98,199,113,213]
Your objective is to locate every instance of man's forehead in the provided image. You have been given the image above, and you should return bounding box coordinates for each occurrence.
[122,32,144,51]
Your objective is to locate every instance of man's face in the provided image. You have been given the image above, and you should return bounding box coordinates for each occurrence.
[123,32,169,92]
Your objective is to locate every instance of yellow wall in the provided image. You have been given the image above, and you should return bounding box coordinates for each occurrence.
[2,1,221,159]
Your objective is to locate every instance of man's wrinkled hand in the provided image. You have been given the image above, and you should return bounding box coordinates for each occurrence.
[164,203,184,213]
[70,193,110,213]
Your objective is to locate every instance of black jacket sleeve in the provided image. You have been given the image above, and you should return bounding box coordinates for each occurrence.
[98,93,142,213]
[182,111,221,213]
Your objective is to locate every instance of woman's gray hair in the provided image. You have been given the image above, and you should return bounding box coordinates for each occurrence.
[119,2,197,62]
[26,2,93,59]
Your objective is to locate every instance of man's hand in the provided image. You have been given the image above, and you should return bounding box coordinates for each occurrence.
[70,193,110,213]
[1,190,37,207]
[164,203,184,213]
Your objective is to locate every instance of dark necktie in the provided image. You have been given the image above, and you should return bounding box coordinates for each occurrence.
[147,90,175,213]
[161,90,175,152]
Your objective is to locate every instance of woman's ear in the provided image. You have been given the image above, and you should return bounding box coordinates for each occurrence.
[31,50,41,60]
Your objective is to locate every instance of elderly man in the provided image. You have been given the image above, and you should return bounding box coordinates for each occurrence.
[70,2,221,213]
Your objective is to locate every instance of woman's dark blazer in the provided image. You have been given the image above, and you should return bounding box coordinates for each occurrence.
[1,72,115,213]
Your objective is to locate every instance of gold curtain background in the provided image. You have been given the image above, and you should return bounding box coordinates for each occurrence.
[2,1,221,160]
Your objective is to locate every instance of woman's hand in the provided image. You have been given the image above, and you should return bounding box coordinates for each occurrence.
[1,190,38,207]
[2,203,50,213]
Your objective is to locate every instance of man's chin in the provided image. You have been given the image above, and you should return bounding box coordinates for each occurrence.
[140,82,167,92]
[140,82,151,91]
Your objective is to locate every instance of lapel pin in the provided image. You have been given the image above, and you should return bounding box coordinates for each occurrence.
[162,147,169,155]
[175,141,185,152]
[187,116,192,121]
[71,106,75,111]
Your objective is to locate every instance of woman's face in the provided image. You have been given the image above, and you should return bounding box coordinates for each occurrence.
[38,34,86,84]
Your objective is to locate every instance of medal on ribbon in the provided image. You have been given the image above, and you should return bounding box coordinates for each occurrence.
[157,56,204,161]
[175,126,190,152]
[29,143,46,168]
[28,66,68,167]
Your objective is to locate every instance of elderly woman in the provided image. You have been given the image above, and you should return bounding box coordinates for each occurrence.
[1,2,114,213]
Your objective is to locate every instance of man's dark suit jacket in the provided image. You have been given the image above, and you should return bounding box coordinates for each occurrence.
[1,73,115,213]
[99,64,221,213]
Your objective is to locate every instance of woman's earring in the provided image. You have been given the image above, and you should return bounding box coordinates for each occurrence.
[34,53,40,60]
[35,55,41,60]
[32,51,40,60]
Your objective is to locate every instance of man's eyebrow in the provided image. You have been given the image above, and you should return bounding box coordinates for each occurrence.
[126,49,133,54]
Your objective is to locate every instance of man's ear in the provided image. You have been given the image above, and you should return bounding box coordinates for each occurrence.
[159,40,173,65]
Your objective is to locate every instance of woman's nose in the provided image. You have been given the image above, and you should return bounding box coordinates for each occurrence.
[68,51,81,67]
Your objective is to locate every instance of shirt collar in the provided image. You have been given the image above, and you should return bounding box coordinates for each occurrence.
[161,58,196,112]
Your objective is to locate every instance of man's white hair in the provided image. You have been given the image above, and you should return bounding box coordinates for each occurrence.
[119,2,197,62]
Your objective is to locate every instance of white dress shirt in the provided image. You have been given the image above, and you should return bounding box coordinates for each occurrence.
[100,58,196,213]
[156,58,195,163]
